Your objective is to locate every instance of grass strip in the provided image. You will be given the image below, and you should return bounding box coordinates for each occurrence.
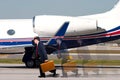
[0,59,120,66]
[52,59,120,66]
[0,59,23,64]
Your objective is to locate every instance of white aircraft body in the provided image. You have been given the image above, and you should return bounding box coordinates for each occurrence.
[1,0,120,67]
[0,19,37,53]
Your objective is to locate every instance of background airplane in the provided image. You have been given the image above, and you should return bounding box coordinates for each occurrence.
[1,0,120,68]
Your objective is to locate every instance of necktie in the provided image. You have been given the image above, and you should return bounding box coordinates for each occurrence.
[36,46,38,58]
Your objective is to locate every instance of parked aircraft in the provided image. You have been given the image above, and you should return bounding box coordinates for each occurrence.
[1,0,120,67]
[33,0,120,52]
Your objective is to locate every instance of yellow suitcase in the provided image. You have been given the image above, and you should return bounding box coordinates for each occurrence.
[40,60,55,73]
[63,61,77,72]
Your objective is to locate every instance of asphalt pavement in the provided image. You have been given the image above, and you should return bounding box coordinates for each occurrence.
[0,63,120,80]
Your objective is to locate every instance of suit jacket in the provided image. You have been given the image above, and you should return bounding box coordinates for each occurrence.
[37,41,48,63]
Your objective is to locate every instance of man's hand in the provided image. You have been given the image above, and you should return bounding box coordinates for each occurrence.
[45,60,48,62]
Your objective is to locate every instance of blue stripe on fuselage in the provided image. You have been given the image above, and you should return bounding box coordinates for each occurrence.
[0,25,120,48]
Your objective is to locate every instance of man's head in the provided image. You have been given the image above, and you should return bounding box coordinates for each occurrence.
[33,36,40,45]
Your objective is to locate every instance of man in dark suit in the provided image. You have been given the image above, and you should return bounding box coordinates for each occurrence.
[33,36,56,78]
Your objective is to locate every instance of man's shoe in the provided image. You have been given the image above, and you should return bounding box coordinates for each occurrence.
[53,73,56,77]
[38,76,45,78]
[52,73,59,77]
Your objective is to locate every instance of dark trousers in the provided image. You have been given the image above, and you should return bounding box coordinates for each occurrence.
[50,69,56,74]
[39,62,45,77]
[36,59,45,77]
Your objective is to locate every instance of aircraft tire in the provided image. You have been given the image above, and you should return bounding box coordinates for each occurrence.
[25,60,35,68]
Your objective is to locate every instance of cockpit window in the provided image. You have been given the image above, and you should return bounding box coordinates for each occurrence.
[7,29,15,35]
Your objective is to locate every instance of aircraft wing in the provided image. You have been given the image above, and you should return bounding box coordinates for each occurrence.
[46,22,69,45]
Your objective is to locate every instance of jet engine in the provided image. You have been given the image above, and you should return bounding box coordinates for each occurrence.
[33,15,98,37]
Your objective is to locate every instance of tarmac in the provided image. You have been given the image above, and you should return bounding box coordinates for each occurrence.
[0,45,120,80]
[0,63,120,80]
